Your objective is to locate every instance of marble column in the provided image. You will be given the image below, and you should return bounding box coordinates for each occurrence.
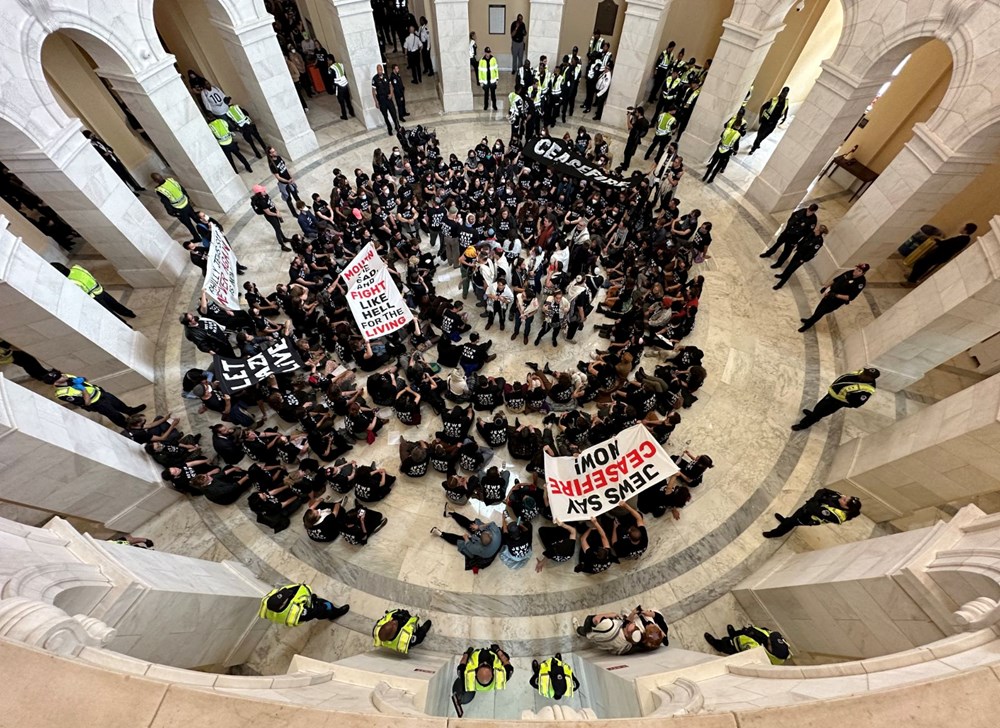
[0,218,154,392]
[329,0,386,131]
[0,376,179,532]
[603,0,670,120]
[812,125,990,282]
[825,378,1000,523]
[99,58,246,214]
[209,16,319,160]
[527,0,565,70]
[745,61,885,214]
[679,19,781,172]
[841,219,1000,392]
[431,0,474,113]
[3,124,186,289]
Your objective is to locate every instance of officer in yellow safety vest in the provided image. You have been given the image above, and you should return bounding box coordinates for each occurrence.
[791,367,879,431]
[50,262,136,324]
[329,55,356,120]
[478,47,500,111]
[764,487,863,539]
[749,85,790,154]
[644,106,678,162]
[223,96,266,159]
[530,653,580,700]
[704,625,791,665]
[702,125,741,184]
[208,116,253,174]
[450,643,513,716]
[258,583,350,626]
[49,372,146,428]
[372,609,432,654]
[150,172,200,241]
[647,41,677,103]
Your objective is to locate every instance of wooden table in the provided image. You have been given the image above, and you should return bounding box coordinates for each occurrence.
[821,155,879,202]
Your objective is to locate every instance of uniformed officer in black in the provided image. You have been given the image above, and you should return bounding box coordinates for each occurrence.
[760,203,818,266]
[773,224,827,290]
[798,263,869,332]
[389,63,408,120]
[764,488,862,538]
[371,63,399,136]
[791,367,879,431]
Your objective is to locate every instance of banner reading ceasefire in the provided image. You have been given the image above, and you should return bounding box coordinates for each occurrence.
[544,424,678,521]
[524,136,630,189]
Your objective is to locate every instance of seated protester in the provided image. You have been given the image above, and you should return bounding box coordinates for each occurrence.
[545,371,583,413]
[524,374,549,414]
[247,462,286,492]
[660,344,704,372]
[194,379,256,427]
[439,404,474,444]
[287,458,330,499]
[328,459,356,494]
[506,479,543,521]
[432,511,503,569]
[368,369,402,406]
[442,474,479,505]
[586,356,620,395]
[399,438,431,478]
[476,466,510,505]
[145,438,202,468]
[272,432,309,465]
[341,504,388,545]
[347,402,388,442]
[161,459,217,495]
[604,502,649,561]
[243,281,281,317]
[617,380,659,419]
[305,422,353,462]
[458,438,493,474]
[499,512,533,569]
[636,476,692,519]
[503,381,527,413]
[575,517,619,574]
[459,332,496,375]
[354,462,397,503]
[121,413,183,445]
[445,367,471,402]
[676,365,707,408]
[673,450,714,487]
[574,612,643,655]
[631,607,670,652]
[439,302,470,339]
[352,338,400,372]
[508,421,543,461]
[535,518,578,572]
[394,386,423,426]
[644,411,682,444]
[476,412,509,448]
[212,424,245,465]
[303,498,346,542]
[429,438,460,474]
[436,335,463,369]
[248,482,303,521]
[472,375,503,412]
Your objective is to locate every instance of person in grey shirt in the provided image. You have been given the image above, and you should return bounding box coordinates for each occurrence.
[432,512,502,562]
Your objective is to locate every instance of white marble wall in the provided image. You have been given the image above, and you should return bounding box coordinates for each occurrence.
[0,377,177,532]
[603,0,670,121]
[0,218,154,392]
[431,0,474,113]
[527,0,565,69]
[330,0,389,130]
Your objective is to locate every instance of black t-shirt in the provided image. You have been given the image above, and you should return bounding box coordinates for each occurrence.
[427,206,446,230]
[268,155,291,180]
[306,508,345,542]
[544,534,576,562]
[372,74,392,102]
[401,455,429,477]
[251,193,276,216]
[503,524,532,559]
[827,271,867,302]
[613,526,649,560]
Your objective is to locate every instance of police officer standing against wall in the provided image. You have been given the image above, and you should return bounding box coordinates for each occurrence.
[151,172,200,240]
[704,625,791,664]
[51,262,137,323]
[223,96,266,159]
[530,653,580,700]
[329,55,357,121]
[647,41,676,104]
[372,64,400,136]
[258,582,350,626]
[451,643,513,716]
[791,368,880,431]
[763,488,862,538]
[372,608,433,654]
[701,123,741,184]
[797,263,869,332]
[207,115,253,173]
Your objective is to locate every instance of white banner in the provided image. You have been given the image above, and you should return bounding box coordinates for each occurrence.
[340,242,385,289]
[203,224,240,310]
[346,265,414,340]
[544,424,678,522]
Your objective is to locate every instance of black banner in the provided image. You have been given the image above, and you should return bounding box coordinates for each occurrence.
[212,337,305,394]
[523,137,629,189]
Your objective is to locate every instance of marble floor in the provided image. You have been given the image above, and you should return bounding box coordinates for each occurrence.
[21,98,956,673]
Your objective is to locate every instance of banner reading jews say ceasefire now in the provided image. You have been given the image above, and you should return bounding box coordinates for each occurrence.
[544,424,679,522]
[340,242,414,341]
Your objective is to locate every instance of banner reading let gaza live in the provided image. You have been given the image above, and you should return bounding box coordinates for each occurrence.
[212,337,304,394]
[524,136,630,190]
[203,224,240,310]
[544,424,678,521]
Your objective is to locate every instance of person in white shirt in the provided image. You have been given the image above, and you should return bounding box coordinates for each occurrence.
[419,17,435,76]
[502,235,522,264]
[404,25,423,84]
[512,288,539,344]
[469,32,478,70]
[199,83,229,117]
[484,278,514,331]
[534,290,571,347]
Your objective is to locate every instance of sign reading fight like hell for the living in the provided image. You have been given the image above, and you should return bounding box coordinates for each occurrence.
[212,337,304,394]
[347,266,414,340]
[544,424,679,522]
[203,224,240,311]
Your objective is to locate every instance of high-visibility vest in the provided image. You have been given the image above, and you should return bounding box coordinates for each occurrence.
[54,374,102,404]
[654,112,676,137]
[530,85,543,104]
[478,57,499,85]
[718,128,741,153]
[463,650,507,692]
[724,115,743,131]
[660,76,682,99]
[372,611,420,654]
[552,71,567,96]
[537,658,575,698]
[508,92,523,122]
[735,629,790,665]
[156,177,189,209]
[827,371,876,403]
[537,68,551,93]
[67,265,103,297]
[657,50,673,70]
[226,104,250,127]
[762,96,781,120]
[331,62,348,87]
[812,506,847,525]
[258,583,313,626]
[209,118,234,146]
[0,344,12,366]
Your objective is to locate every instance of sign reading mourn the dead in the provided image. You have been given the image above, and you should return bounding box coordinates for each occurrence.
[544,424,678,521]
[203,224,240,310]
[347,266,414,340]
[524,136,629,189]
[340,242,385,289]
[212,337,304,394]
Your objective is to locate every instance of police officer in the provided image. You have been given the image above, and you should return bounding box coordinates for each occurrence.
[223,96,266,159]
[451,643,513,716]
[530,653,580,700]
[371,64,399,136]
[329,55,356,120]
[258,583,350,626]
[508,87,525,143]
[656,69,684,115]
[791,367,879,431]
[647,41,676,104]
[51,262,136,323]
[760,203,819,265]
[773,224,827,290]
[764,488,862,538]
[0,340,57,382]
[478,47,499,111]
[389,63,408,120]
[704,625,791,664]
[749,86,790,154]
[207,116,253,173]
[151,172,200,240]
[702,124,741,184]
[372,608,433,654]
[82,130,144,193]
[644,105,677,162]
[49,372,146,428]
[798,263,869,331]
[563,53,583,120]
